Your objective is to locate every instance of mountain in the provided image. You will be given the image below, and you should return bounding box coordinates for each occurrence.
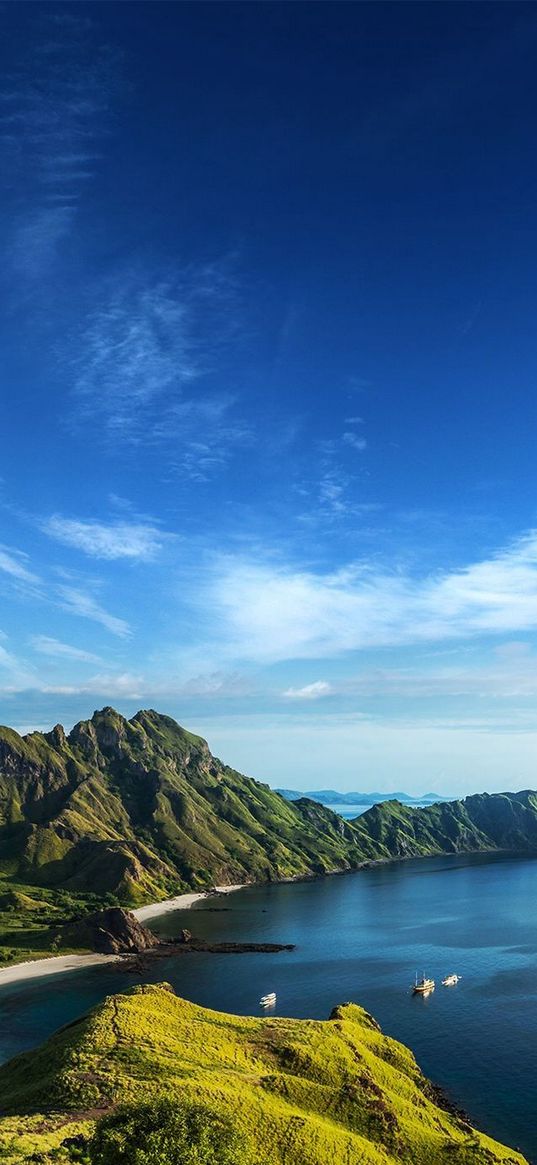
[1,707,537,916]
[351,795,537,860]
[0,707,366,903]
[277,788,445,805]
[0,982,525,1165]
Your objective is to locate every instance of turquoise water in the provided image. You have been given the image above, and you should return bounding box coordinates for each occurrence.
[2,853,537,1161]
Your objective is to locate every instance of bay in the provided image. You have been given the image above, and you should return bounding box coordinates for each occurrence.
[1,852,537,1162]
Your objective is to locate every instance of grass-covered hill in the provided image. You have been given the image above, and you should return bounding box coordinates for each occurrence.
[0,982,526,1165]
[1,706,537,917]
[351,792,537,860]
[0,707,366,904]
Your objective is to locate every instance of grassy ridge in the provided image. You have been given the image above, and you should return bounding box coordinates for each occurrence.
[2,706,537,965]
[0,707,366,907]
[0,983,526,1164]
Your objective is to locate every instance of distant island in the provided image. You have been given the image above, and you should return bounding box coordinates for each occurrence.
[276,788,446,806]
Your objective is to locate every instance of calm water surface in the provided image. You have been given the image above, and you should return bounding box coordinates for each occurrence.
[1,853,537,1161]
[325,800,440,818]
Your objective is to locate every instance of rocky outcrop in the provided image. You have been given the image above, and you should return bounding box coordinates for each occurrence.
[57,907,161,954]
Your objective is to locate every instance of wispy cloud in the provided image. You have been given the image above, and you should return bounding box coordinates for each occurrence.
[1,13,120,276]
[44,515,170,561]
[41,671,144,699]
[57,585,130,638]
[343,431,367,452]
[70,267,251,475]
[282,680,333,700]
[201,529,537,664]
[30,635,102,664]
[0,637,36,690]
[0,545,40,585]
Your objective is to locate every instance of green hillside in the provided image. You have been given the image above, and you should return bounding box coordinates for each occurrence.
[0,707,366,905]
[351,792,537,859]
[1,705,537,961]
[0,982,526,1165]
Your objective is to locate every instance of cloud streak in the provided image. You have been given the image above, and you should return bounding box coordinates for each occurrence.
[70,267,251,475]
[30,635,102,664]
[44,515,170,561]
[0,546,40,585]
[57,585,130,638]
[203,529,537,663]
[1,12,120,275]
[282,681,333,700]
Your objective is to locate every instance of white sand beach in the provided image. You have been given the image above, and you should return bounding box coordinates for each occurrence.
[0,951,122,986]
[132,883,244,922]
[0,884,245,988]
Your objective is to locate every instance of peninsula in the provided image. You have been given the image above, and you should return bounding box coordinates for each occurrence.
[0,982,526,1165]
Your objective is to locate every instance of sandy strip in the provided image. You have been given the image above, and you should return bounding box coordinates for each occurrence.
[0,884,246,988]
[0,951,122,987]
[132,883,245,922]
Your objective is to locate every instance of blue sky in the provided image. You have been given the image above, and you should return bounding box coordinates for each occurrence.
[1,2,537,794]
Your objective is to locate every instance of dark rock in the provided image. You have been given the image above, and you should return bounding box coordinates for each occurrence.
[56,907,161,955]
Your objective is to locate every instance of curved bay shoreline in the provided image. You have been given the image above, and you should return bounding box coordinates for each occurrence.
[0,884,244,987]
[0,850,532,989]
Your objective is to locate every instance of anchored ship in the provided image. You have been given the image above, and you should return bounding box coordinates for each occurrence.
[412,973,435,994]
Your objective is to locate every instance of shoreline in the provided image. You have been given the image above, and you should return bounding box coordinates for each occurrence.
[0,854,528,991]
[0,884,246,989]
[132,883,245,922]
[0,951,122,987]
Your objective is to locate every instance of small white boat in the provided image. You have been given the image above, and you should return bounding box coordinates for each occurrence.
[442,974,461,987]
[412,973,435,995]
[259,992,276,1006]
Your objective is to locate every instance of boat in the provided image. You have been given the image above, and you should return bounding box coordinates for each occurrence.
[412,973,435,994]
[442,974,461,986]
[259,992,276,1006]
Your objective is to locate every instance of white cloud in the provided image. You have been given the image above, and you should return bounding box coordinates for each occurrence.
[343,432,367,451]
[282,681,333,700]
[1,15,120,276]
[188,712,537,796]
[42,671,144,698]
[0,643,21,671]
[70,267,249,475]
[337,650,537,701]
[0,546,39,584]
[31,635,102,664]
[44,516,168,561]
[57,585,130,638]
[202,529,537,664]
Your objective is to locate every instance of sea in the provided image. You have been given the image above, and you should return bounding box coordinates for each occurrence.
[1,852,537,1162]
[325,799,444,818]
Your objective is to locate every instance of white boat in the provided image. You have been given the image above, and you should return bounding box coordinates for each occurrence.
[442,974,461,987]
[260,992,276,1006]
[412,973,435,995]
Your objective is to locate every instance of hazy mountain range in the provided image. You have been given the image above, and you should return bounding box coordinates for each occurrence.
[276,788,445,805]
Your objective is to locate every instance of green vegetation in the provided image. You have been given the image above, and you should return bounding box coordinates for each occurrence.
[0,885,122,965]
[2,706,537,963]
[351,792,537,860]
[89,1098,256,1165]
[0,707,368,909]
[0,983,525,1164]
